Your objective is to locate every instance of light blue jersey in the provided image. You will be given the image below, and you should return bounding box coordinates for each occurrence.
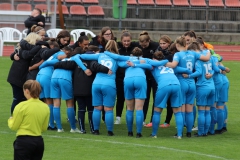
[173,50,201,81]
[38,51,65,77]
[212,56,223,85]
[52,58,73,82]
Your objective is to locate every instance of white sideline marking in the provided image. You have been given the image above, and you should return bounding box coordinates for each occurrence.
[0,131,229,160]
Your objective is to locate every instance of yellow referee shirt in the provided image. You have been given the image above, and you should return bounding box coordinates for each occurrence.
[8,98,50,136]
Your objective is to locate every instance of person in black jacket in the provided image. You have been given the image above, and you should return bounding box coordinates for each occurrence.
[134,31,159,126]
[69,32,89,51]
[7,33,42,114]
[54,46,111,133]
[24,8,45,35]
[114,30,138,124]
[89,26,116,52]
[27,39,60,80]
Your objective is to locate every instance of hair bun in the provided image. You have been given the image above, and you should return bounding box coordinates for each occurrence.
[80,32,86,36]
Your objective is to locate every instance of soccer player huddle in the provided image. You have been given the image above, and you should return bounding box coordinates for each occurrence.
[8,26,230,140]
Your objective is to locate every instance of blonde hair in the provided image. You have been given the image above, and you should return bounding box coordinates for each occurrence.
[105,40,119,54]
[23,80,41,98]
[175,36,186,47]
[159,35,172,44]
[24,32,41,45]
[31,25,45,34]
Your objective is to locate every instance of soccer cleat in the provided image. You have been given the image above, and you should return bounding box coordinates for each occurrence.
[150,134,157,138]
[107,131,114,136]
[173,134,182,139]
[160,123,170,128]
[215,129,224,134]
[93,130,100,135]
[128,132,133,137]
[222,127,227,132]
[192,126,198,131]
[47,126,57,131]
[186,132,191,138]
[136,133,143,138]
[207,132,215,136]
[70,128,82,133]
[80,130,87,134]
[194,133,204,137]
[114,117,121,124]
[144,122,152,128]
[57,129,64,132]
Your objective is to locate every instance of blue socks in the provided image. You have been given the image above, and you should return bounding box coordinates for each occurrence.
[204,110,211,134]
[209,107,216,134]
[193,105,197,125]
[217,108,224,130]
[186,112,193,133]
[53,107,62,129]
[92,108,101,130]
[181,112,185,128]
[152,111,161,136]
[197,110,205,135]
[105,110,114,132]
[174,112,183,137]
[67,107,76,129]
[126,110,134,132]
[223,105,228,128]
[136,110,143,134]
[48,104,55,128]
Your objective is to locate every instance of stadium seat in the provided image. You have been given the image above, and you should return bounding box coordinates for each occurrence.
[35,4,48,13]
[70,29,96,43]
[189,0,206,7]
[225,0,240,8]
[22,29,28,38]
[209,0,224,7]
[87,5,104,16]
[46,28,63,38]
[65,0,82,4]
[33,0,46,2]
[138,0,155,6]
[172,0,189,6]
[70,5,87,16]
[0,3,13,10]
[51,5,69,15]
[0,27,22,43]
[127,0,137,5]
[155,0,172,6]
[82,0,99,5]
[16,3,32,11]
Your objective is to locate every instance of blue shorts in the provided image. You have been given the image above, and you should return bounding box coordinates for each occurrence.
[196,88,215,106]
[218,82,229,103]
[124,77,147,100]
[36,74,51,99]
[155,84,182,108]
[214,82,223,102]
[179,80,196,105]
[50,78,73,100]
[92,84,116,107]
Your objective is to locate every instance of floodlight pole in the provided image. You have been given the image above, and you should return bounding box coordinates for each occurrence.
[206,0,209,33]
[119,0,122,31]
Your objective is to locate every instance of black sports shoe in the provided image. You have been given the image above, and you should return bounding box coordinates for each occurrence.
[136,133,142,138]
[93,130,100,135]
[215,129,224,134]
[186,132,191,138]
[222,127,227,132]
[108,131,114,136]
[207,132,215,135]
[128,132,133,137]
[47,126,57,131]
[194,133,204,137]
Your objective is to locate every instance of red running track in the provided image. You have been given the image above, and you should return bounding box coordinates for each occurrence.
[2,45,240,61]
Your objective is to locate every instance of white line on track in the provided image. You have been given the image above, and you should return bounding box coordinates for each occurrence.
[0,131,230,160]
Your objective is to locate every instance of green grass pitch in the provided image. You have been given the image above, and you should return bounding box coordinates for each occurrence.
[0,57,239,160]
